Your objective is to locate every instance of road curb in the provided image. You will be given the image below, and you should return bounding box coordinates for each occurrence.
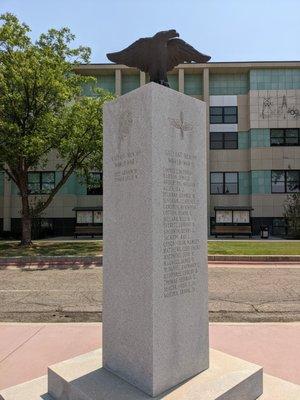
[208,255,300,262]
[0,255,102,269]
[0,254,300,270]
[0,254,299,269]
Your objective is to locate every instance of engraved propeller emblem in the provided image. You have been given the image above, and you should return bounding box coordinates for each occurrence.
[169,111,193,139]
[117,111,133,151]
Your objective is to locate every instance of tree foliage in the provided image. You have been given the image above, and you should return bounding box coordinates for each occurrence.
[0,13,114,244]
[283,193,300,238]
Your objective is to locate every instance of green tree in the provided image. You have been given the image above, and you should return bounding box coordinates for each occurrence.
[0,13,114,245]
[283,193,300,238]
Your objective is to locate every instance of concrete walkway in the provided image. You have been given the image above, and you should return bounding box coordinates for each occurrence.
[0,322,299,392]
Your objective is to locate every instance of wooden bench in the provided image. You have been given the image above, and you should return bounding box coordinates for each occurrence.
[74,225,102,238]
[213,225,252,238]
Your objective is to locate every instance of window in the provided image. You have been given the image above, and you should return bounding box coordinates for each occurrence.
[87,172,103,195]
[210,172,239,194]
[270,129,300,146]
[210,132,238,149]
[271,170,300,193]
[28,172,55,194]
[210,106,238,124]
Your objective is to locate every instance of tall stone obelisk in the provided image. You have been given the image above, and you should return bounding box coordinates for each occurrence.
[103,82,208,397]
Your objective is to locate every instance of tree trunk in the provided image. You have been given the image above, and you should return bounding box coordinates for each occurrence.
[21,215,32,246]
[20,194,32,246]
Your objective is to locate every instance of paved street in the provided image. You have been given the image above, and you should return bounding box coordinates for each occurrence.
[0,265,299,322]
[209,264,300,322]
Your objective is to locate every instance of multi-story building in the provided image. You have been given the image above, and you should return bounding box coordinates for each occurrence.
[1,61,300,237]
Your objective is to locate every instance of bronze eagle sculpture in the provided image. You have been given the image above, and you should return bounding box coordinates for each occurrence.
[106,29,211,87]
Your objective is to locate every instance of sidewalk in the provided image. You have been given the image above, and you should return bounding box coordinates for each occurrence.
[0,322,299,391]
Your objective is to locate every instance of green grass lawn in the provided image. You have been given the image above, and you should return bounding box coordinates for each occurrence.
[0,239,299,257]
[208,241,300,255]
[0,241,103,257]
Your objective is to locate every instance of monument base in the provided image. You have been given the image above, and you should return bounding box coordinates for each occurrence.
[2,351,300,400]
[46,349,262,400]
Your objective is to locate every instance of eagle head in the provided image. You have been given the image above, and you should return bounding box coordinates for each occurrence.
[154,29,179,41]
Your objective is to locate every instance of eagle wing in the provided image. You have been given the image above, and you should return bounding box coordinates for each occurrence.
[182,122,193,131]
[168,117,181,129]
[167,38,211,71]
[106,38,151,72]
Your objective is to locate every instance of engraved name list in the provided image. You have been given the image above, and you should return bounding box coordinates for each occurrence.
[163,150,201,298]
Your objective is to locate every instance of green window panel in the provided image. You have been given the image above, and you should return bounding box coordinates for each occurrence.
[57,172,77,195]
[209,73,249,95]
[76,176,87,195]
[250,69,300,90]
[82,75,115,96]
[81,82,93,97]
[239,171,251,195]
[184,74,203,95]
[250,129,270,148]
[96,75,115,93]
[167,74,179,91]
[0,172,4,195]
[238,131,250,149]
[251,170,271,194]
[11,181,18,195]
[121,74,140,94]
[70,173,87,195]
[55,173,87,195]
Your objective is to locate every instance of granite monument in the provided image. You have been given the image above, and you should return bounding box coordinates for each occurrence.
[103,82,209,396]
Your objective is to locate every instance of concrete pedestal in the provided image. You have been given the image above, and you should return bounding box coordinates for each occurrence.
[47,349,263,400]
[2,350,300,399]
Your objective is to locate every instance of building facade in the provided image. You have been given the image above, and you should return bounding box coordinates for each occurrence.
[1,61,300,237]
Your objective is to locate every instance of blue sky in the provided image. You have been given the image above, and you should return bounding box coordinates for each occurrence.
[1,0,300,63]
